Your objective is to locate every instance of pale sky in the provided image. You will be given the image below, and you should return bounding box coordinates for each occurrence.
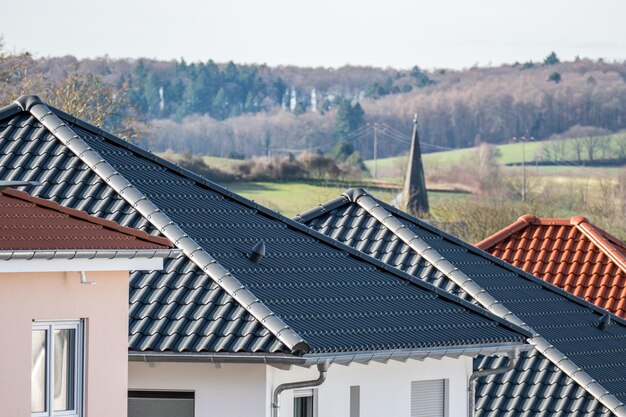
[1,0,625,69]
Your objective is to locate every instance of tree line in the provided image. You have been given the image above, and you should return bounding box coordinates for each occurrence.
[2,45,626,160]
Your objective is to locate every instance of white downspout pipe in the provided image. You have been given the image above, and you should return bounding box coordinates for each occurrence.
[468,348,518,417]
[272,362,329,417]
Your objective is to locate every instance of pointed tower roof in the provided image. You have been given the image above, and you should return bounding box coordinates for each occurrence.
[402,114,429,213]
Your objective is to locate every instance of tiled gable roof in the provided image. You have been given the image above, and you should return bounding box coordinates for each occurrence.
[0,96,529,359]
[476,215,626,318]
[297,189,626,417]
[0,187,172,250]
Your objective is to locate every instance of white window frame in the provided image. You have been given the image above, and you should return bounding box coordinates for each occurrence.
[32,320,84,417]
[293,388,318,417]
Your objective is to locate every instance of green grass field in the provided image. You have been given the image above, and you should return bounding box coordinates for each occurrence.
[157,151,241,171]
[366,132,626,178]
[224,181,399,217]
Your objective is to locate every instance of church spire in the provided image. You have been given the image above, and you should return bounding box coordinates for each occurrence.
[402,114,429,213]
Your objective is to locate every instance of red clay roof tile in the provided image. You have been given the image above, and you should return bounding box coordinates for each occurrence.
[476,214,626,318]
[0,188,172,250]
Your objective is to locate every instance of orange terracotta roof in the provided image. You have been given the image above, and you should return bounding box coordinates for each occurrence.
[0,188,172,250]
[476,214,626,318]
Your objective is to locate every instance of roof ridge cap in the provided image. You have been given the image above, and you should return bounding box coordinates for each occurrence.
[24,99,309,355]
[342,187,369,202]
[575,220,626,274]
[0,187,173,248]
[294,195,350,223]
[475,214,536,249]
[531,336,626,416]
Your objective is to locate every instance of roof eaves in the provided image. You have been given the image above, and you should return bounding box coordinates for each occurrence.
[0,248,181,261]
[37,99,534,342]
[1,187,174,248]
[13,95,309,355]
[302,342,532,366]
[474,213,535,250]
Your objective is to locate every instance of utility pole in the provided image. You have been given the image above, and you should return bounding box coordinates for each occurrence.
[521,136,526,202]
[514,136,527,201]
[373,123,378,179]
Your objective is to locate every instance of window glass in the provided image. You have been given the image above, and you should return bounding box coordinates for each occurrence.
[294,395,313,417]
[31,321,81,417]
[31,329,47,413]
[53,328,76,411]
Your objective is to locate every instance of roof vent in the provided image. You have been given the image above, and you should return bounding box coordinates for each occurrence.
[598,313,611,331]
[249,241,266,264]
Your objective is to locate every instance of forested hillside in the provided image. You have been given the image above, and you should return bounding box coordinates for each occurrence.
[2,48,626,160]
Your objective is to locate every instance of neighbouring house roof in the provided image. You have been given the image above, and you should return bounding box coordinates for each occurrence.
[0,187,173,251]
[476,214,626,318]
[296,189,626,417]
[0,96,529,362]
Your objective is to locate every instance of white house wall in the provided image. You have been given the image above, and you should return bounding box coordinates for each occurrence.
[129,355,472,417]
[128,361,268,416]
[268,356,472,417]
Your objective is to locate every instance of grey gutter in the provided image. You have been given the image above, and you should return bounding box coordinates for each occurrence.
[0,249,181,261]
[128,351,307,365]
[272,363,328,417]
[15,95,309,355]
[468,348,518,417]
[342,187,626,417]
[129,342,531,366]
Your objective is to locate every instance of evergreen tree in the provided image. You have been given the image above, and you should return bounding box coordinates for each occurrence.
[544,51,560,65]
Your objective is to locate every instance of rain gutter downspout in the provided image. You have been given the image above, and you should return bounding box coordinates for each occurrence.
[272,362,328,417]
[468,348,518,417]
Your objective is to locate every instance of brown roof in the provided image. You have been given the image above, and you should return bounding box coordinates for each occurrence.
[476,214,626,318]
[0,188,172,250]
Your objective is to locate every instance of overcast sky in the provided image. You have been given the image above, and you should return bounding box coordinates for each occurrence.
[2,0,625,69]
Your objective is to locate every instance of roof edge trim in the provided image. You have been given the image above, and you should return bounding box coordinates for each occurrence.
[0,248,180,261]
[21,98,309,355]
[475,214,532,250]
[128,351,307,365]
[576,221,626,273]
[1,187,173,248]
[302,342,532,366]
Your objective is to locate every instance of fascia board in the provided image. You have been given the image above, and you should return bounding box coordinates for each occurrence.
[0,256,164,273]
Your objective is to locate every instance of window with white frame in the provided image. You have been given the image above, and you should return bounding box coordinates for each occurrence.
[31,320,83,417]
[293,389,316,417]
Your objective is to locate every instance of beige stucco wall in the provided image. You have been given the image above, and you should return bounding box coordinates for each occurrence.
[0,270,129,417]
